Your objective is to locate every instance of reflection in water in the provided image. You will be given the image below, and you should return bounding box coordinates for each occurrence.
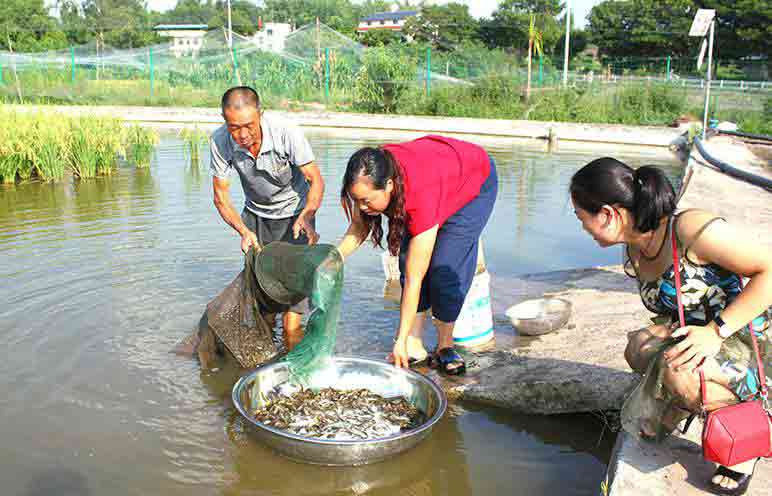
[23,467,92,496]
[184,155,206,193]
[0,131,679,496]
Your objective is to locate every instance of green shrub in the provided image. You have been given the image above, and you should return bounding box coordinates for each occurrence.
[353,46,417,113]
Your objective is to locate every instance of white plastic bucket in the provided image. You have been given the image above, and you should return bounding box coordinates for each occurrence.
[381,242,486,281]
[381,251,401,281]
[452,271,494,348]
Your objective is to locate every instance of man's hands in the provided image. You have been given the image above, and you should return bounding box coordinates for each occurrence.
[292,212,319,245]
[241,230,260,254]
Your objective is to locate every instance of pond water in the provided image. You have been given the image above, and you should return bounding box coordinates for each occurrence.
[0,130,680,495]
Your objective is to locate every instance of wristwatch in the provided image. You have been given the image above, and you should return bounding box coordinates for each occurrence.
[713,315,734,339]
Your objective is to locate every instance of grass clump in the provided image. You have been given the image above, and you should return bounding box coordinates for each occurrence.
[124,125,159,168]
[392,81,687,126]
[179,126,209,163]
[69,116,126,177]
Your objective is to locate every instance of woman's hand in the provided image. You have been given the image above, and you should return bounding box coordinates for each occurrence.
[392,337,409,369]
[664,325,723,372]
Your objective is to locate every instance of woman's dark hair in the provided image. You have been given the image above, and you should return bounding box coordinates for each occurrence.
[570,157,676,233]
[341,147,406,255]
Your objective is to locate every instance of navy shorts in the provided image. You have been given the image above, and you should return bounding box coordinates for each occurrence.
[399,157,498,323]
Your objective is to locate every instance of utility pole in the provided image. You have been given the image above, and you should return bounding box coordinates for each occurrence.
[316,17,321,62]
[227,0,233,48]
[688,9,716,140]
[562,0,571,87]
[701,20,715,139]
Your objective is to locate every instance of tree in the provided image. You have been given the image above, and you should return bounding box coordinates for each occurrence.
[262,0,358,34]
[556,28,589,59]
[485,0,563,53]
[696,0,771,61]
[60,0,159,49]
[359,29,403,47]
[202,1,263,36]
[586,0,696,58]
[1,0,67,52]
[526,14,543,98]
[160,0,217,26]
[402,3,480,50]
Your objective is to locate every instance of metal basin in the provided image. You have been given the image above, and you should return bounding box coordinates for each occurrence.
[505,297,572,336]
[232,356,447,466]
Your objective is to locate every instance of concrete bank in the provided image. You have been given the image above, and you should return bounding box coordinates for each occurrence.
[607,134,772,496]
[4,104,683,149]
[422,265,646,414]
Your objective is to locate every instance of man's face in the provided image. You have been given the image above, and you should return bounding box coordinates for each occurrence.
[223,106,261,150]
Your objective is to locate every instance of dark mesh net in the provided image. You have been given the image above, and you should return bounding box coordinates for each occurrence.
[198,242,343,383]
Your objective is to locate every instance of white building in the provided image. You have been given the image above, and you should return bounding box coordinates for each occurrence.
[153,24,208,58]
[252,23,293,53]
[357,10,418,33]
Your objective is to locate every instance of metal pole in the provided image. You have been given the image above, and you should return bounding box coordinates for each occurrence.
[71,46,76,84]
[149,47,154,99]
[324,47,330,100]
[426,47,431,96]
[227,0,233,48]
[562,0,571,87]
[702,20,714,140]
[666,55,671,81]
[232,46,241,85]
[538,53,544,86]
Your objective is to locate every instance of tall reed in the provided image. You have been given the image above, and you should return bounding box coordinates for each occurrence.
[0,109,156,183]
[32,117,71,181]
[0,112,30,183]
[68,118,102,178]
[124,125,159,168]
[179,126,209,163]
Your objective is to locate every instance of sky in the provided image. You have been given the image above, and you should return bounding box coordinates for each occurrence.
[141,0,602,28]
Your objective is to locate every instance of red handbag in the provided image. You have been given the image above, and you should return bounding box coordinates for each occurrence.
[670,223,771,466]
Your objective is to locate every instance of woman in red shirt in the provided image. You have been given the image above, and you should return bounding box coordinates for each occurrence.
[338,135,497,375]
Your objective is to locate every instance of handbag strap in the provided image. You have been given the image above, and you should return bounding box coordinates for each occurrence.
[669,217,768,406]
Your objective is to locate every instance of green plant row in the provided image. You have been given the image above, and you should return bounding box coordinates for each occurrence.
[0,110,158,184]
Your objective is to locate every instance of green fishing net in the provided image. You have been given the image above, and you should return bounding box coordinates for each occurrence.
[194,241,343,382]
[621,321,772,441]
[251,242,344,382]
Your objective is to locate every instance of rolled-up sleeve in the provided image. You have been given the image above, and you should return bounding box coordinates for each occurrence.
[210,135,232,179]
[284,125,315,168]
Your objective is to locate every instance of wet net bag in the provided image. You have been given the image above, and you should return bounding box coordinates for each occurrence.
[251,242,344,382]
[204,242,344,381]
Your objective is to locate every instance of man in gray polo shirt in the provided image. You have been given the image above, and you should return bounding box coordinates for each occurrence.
[210,86,325,351]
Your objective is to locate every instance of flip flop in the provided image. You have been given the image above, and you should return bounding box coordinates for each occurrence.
[429,347,466,376]
[408,351,429,367]
[707,460,759,496]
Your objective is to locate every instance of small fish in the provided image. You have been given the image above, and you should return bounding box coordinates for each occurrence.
[252,386,423,441]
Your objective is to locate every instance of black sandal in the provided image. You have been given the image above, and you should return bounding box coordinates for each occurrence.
[707,461,759,496]
[430,347,466,376]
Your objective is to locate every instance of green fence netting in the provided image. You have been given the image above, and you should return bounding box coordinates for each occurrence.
[0,23,768,123]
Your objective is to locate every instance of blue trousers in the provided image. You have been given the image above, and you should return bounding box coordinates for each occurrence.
[399,158,498,322]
